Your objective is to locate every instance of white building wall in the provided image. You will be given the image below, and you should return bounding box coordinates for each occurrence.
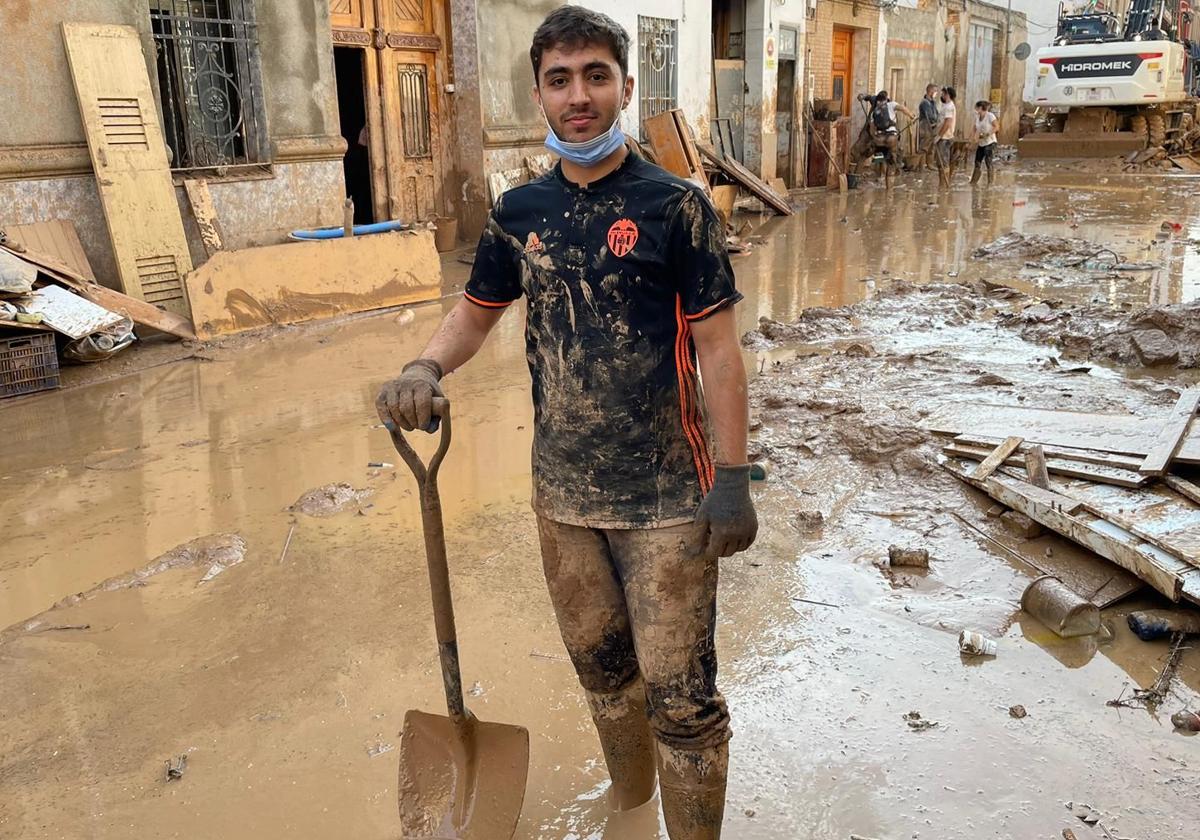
[579,0,715,142]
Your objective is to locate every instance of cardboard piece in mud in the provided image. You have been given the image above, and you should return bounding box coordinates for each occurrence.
[184,230,442,340]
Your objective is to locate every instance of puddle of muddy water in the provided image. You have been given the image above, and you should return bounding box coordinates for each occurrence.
[2,168,1199,840]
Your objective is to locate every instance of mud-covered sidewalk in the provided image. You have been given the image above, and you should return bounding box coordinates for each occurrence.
[2,167,1200,840]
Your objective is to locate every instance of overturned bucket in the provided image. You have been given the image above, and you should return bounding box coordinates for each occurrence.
[1021,575,1100,639]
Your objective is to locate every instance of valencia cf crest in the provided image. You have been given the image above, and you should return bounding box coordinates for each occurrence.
[607,219,639,258]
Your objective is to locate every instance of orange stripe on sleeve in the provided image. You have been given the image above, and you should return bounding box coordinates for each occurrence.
[675,296,715,495]
[463,292,513,309]
[683,297,734,322]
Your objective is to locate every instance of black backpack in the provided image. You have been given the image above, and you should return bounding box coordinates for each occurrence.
[872,102,894,132]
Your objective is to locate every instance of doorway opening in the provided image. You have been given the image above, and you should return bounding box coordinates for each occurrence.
[334,46,374,225]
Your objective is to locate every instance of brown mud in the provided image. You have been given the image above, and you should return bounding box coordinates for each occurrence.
[2,167,1200,839]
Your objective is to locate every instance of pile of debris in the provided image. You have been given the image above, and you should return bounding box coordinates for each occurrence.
[0,221,194,399]
[932,392,1200,724]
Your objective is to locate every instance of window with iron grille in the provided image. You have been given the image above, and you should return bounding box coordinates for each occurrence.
[638,16,678,139]
[149,1,270,171]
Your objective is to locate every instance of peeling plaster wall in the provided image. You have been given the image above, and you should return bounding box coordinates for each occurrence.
[448,0,489,240]
[743,0,810,180]
[0,0,344,286]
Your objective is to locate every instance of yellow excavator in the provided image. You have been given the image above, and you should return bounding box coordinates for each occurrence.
[1020,0,1200,157]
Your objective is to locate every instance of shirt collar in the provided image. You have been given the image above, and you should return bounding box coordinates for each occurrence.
[554,150,638,193]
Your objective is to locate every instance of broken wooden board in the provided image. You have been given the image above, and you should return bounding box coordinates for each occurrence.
[645,110,710,192]
[1139,389,1199,476]
[1,220,96,282]
[945,458,1200,605]
[2,242,195,340]
[1169,154,1200,173]
[1055,480,1200,568]
[1026,445,1051,489]
[62,23,193,317]
[697,142,793,215]
[184,230,441,339]
[928,403,1200,464]
[183,179,225,258]
[953,434,1144,472]
[972,436,1025,479]
[942,443,1150,488]
[1165,475,1200,506]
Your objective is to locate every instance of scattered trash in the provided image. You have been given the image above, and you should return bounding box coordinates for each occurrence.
[1009,705,1027,719]
[903,710,938,731]
[887,545,930,568]
[277,522,296,565]
[790,596,841,609]
[1108,633,1188,711]
[165,755,187,781]
[367,461,394,469]
[1171,710,1200,732]
[1126,609,1200,641]
[959,629,998,657]
[468,681,484,697]
[1068,802,1102,826]
[1021,575,1101,638]
[367,741,395,758]
[749,462,769,481]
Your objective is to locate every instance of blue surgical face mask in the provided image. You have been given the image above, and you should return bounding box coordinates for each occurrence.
[543,112,626,167]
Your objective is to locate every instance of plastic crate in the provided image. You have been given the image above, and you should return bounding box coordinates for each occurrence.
[0,331,60,398]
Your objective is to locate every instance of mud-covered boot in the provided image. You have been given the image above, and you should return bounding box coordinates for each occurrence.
[938,165,950,188]
[586,680,657,810]
[970,165,982,185]
[987,165,995,186]
[656,741,728,840]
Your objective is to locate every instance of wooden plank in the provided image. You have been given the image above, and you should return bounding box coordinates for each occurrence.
[62,23,193,318]
[645,110,710,191]
[2,220,97,282]
[972,436,1025,479]
[697,142,794,215]
[1165,475,1200,506]
[943,443,1150,488]
[928,403,1200,464]
[184,231,441,339]
[944,460,1197,603]
[1139,389,1200,476]
[953,434,1144,471]
[1026,445,1051,489]
[1,243,195,340]
[183,179,225,257]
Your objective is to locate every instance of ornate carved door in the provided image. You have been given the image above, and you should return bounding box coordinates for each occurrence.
[331,0,447,223]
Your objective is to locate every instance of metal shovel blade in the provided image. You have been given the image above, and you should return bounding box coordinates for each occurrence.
[398,709,530,840]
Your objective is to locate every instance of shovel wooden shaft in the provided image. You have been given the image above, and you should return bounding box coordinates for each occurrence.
[391,398,465,720]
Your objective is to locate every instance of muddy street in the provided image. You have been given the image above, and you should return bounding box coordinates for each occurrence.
[3,168,1200,840]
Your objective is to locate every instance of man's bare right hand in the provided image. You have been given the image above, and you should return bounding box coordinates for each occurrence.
[375,359,444,432]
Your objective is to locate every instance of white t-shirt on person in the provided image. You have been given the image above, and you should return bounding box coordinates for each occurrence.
[938,101,957,139]
[975,111,998,146]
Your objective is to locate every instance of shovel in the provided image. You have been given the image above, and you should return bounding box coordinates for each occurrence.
[390,398,529,839]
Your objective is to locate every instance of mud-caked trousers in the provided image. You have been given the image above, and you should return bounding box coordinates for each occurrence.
[537,516,730,840]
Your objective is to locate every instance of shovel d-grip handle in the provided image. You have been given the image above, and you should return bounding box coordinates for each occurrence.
[390,397,466,720]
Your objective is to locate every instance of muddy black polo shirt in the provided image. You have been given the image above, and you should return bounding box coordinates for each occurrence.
[464,153,742,529]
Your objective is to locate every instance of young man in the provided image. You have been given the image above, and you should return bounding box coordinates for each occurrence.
[936,86,958,188]
[918,84,941,170]
[971,100,1000,186]
[375,7,756,839]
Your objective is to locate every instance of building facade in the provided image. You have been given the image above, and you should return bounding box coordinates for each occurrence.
[0,0,347,286]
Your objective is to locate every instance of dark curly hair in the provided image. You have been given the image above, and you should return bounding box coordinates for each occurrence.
[529,6,630,81]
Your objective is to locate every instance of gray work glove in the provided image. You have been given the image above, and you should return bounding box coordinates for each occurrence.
[375,359,444,433]
[688,464,759,558]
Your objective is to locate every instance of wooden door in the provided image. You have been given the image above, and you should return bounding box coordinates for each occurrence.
[61,23,193,318]
[832,29,853,118]
[380,0,445,222]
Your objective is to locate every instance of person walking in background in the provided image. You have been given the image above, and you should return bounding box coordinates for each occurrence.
[971,100,1000,186]
[918,84,941,171]
[936,86,958,188]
